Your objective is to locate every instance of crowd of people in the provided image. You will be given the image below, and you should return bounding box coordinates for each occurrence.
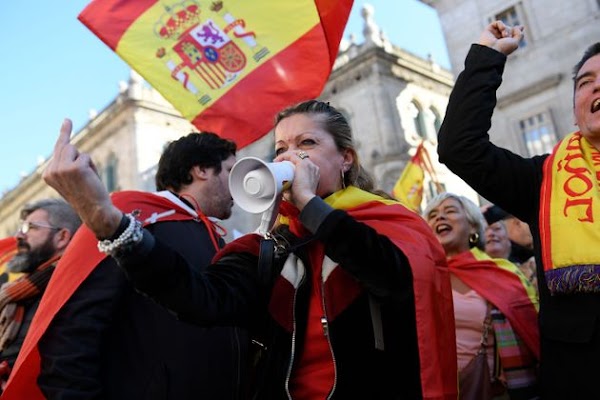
[0,19,597,400]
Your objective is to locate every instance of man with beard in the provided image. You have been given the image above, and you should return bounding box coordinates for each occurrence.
[3,129,249,400]
[0,199,81,389]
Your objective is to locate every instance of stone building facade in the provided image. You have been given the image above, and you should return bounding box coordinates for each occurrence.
[420,0,600,156]
[0,73,196,238]
[0,4,471,238]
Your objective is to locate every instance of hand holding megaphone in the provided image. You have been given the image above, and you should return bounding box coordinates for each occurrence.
[229,157,295,234]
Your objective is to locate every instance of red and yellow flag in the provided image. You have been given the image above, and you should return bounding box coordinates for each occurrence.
[0,236,20,284]
[78,0,352,147]
[2,192,197,400]
[447,248,540,359]
[0,237,17,268]
[393,143,426,212]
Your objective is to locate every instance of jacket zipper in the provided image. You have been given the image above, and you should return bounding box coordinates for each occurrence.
[322,280,338,400]
[233,327,241,400]
[284,287,299,399]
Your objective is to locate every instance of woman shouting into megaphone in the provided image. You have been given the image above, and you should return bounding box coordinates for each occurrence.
[41,100,458,400]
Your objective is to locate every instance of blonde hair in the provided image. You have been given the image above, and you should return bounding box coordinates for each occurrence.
[275,100,375,191]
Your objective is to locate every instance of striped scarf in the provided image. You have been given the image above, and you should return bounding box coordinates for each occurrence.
[0,256,58,352]
[490,309,538,390]
[540,131,600,294]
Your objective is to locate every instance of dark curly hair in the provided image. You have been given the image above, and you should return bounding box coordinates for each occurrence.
[155,132,236,191]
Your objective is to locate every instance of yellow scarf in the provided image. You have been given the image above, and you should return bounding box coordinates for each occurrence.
[540,131,600,294]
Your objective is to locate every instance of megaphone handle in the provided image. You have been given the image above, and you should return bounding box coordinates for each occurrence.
[257,204,277,236]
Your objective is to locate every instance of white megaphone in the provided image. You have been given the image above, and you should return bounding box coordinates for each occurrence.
[229,157,295,235]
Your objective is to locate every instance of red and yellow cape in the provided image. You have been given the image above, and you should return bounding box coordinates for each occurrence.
[2,191,195,399]
[447,248,540,359]
[218,187,458,400]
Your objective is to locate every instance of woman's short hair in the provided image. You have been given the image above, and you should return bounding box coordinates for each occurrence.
[275,100,375,192]
[423,192,486,250]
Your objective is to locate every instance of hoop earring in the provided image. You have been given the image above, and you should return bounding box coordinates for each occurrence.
[341,169,346,190]
[468,232,479,246]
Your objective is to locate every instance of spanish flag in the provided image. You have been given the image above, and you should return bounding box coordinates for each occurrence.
[448,248,540,359]
[393,143,426,212]
[0,237,19,285]
[0,237,17,269]
[78,0,352,147]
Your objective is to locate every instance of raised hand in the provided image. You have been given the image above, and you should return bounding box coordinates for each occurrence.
[478,20,524,56]
[43,118,122,239]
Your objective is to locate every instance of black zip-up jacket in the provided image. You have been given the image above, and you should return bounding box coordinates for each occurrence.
[38,218,251,400]
[115,196,428,399]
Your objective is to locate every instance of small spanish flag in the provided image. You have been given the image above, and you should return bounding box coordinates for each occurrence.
[78,0,353,147]
[393,143,426,212]
[0,237,18,285]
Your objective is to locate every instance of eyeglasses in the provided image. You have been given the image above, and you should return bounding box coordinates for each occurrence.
[18,221,60,235]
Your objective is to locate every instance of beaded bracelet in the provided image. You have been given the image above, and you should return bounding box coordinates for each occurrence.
[97,213,143,255]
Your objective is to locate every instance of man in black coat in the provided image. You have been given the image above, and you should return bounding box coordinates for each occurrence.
[437,20,600,399]
[32,130,250,399]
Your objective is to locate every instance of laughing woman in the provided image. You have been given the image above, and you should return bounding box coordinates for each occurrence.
[424,193,539,400]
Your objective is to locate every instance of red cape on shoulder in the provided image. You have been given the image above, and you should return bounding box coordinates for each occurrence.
[2,191,194,399]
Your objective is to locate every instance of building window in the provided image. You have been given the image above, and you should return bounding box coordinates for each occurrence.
[492,6,527,47]
[520,112,557,156]
[104,154,119,192]
[411,101,427,139]
[382,170,399,195]
[430,107,442,133]
[141,165,158,192]
[96,163,104,183]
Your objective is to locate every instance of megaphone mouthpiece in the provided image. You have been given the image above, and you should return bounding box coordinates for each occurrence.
[229,157,295,215]
[243,169,274,198]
